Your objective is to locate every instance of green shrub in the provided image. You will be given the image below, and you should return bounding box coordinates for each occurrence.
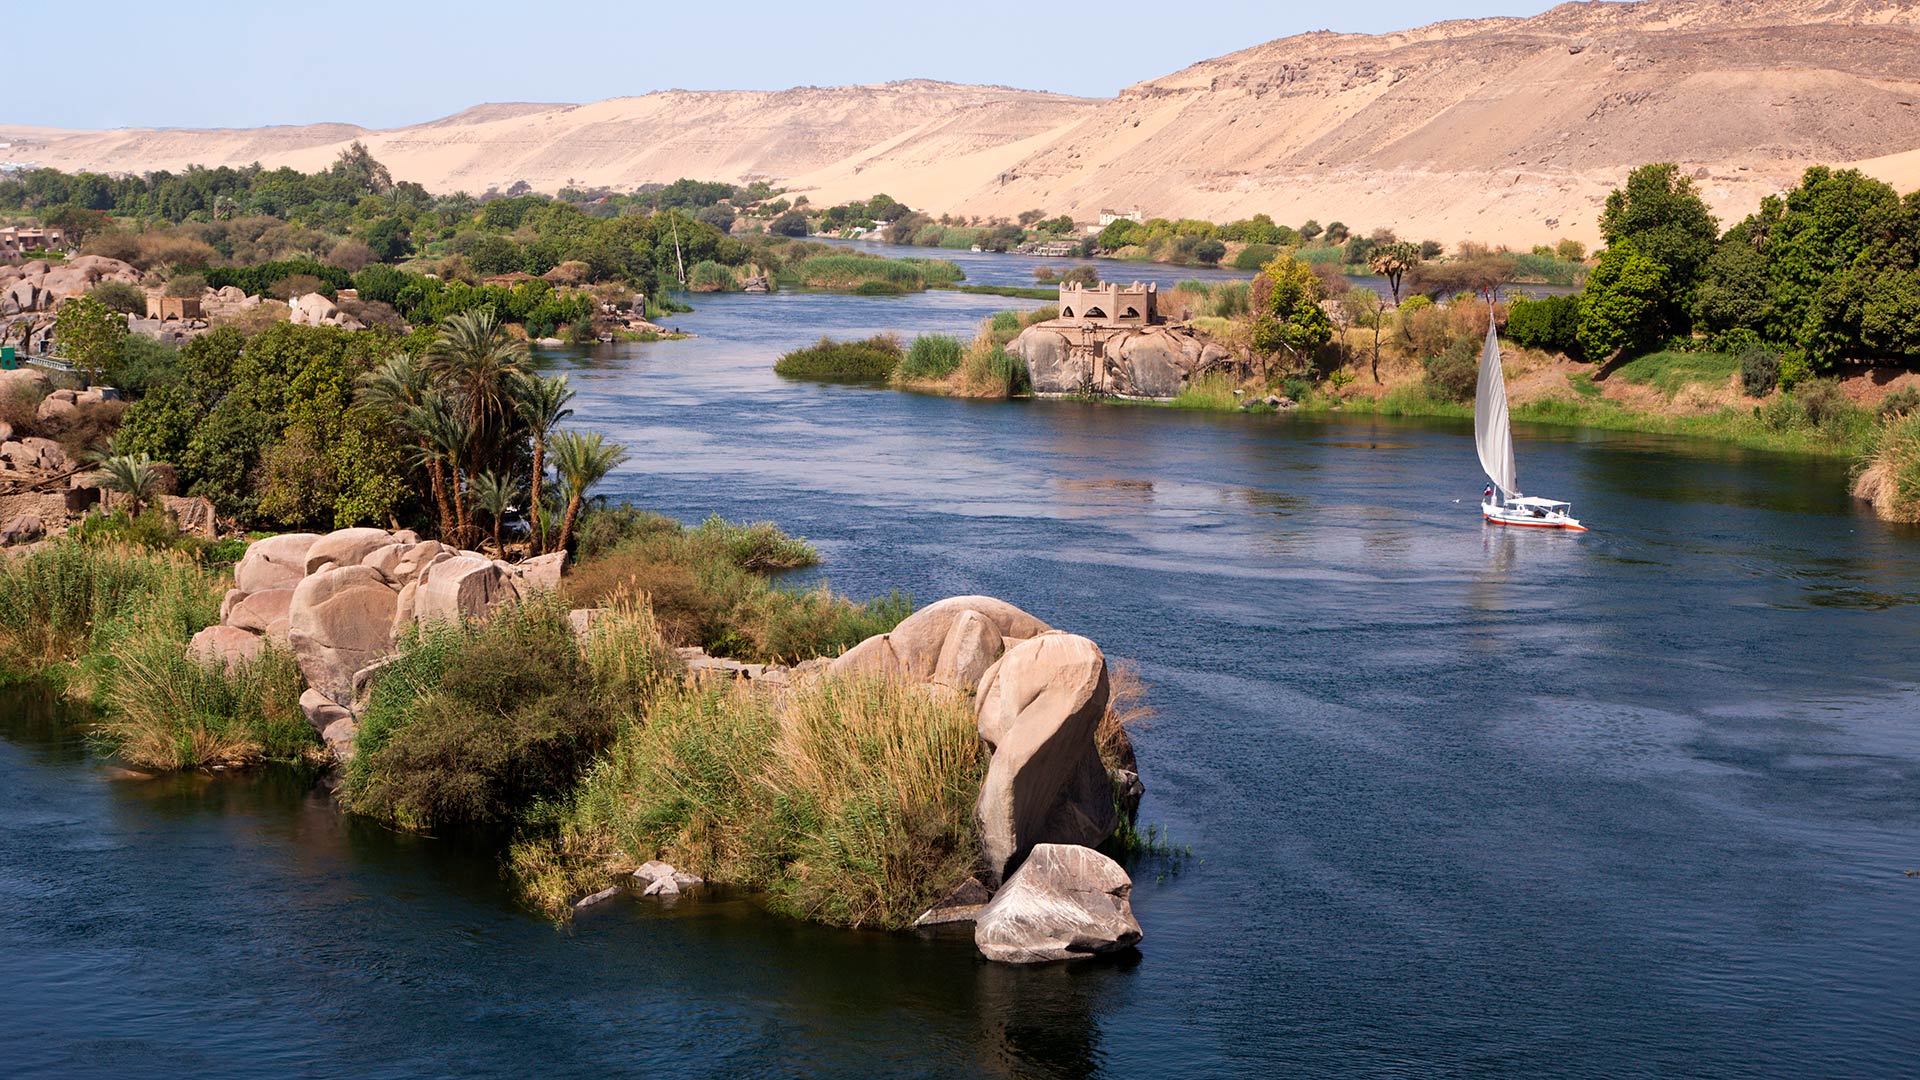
[1878,386,1920,421]
[510,673,985,928]
[1740,347,1781,397]
[1209,281,1251,318]
[773,335,902,380]
[1233,243,1279,271]
[686,260,735,292]
[88,280,147,315]
[901,334,964,380]
[852,280,905,296]
[1423,336,1480,403]
[1505,294,1581,356]
[342,600,633,829]
[1857,411,1920,522]
[563,513,899,664]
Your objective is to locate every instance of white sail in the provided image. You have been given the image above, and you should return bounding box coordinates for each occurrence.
[1474,319,1518,495]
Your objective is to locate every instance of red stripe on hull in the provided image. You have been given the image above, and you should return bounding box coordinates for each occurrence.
[1484,513,1588,532]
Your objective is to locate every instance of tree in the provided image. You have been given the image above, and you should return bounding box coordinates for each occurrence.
[550,430,629,555]
[468,471,519,554]
[770,209,809,237]
[1324,221,1350,244]
[1299,220,1323,241]
[512,372,573,554]
[87,280,145,316]
[1342,287,1385,383]
[53,294,127,384]
[1193,238,1227,265]
[358,353,454,535]
[1598,163,1718,329]
[424,308,529,478]
[1368,240,1422,347]
[363,217,413,261]
[407,393,474,542]
[1249,253,1333,376]
[1577,239,1667,362]
[866,194,909,223]
[88,453,163,517]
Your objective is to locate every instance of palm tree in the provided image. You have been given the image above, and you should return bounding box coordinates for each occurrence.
[358,353,455,534]
[88,453,163,517]
[511,372,573,554]
[406,394,474,544]
[424,309,528,473]
[549,430,629,555]
[468,471,519,555]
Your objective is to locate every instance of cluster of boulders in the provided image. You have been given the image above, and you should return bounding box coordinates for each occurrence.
[1009,321,1234,399]
[288,292,366,331]
[190,528,564,759]
[826,595,1145,964]
[0,255,141,315]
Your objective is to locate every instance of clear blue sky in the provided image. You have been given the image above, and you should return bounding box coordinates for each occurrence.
[17,0,1568,130]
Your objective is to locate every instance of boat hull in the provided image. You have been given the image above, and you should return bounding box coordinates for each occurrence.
[1482,502,1588,531]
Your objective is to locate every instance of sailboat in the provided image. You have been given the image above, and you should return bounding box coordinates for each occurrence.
[1476,317,1588,531]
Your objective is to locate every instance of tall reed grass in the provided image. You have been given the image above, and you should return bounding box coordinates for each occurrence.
[511,673,985,928]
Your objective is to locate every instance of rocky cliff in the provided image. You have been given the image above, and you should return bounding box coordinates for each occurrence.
[13,1,1920,245]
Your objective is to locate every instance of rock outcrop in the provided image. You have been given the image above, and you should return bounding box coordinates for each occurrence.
[0,256,140,313]
[827,594,1051,689]
[198,527,567,757]
[288,292,365,331]
[1009,322,1233,399]
[972,844,1141,963]
[974,633,1116,885]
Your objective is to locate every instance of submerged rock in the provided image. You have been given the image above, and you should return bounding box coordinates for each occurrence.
[574,885,623,909]
[973,844,1140,963]
[912,876,994,927]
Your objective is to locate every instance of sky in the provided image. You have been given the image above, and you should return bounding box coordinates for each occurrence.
[11,0,1569,131]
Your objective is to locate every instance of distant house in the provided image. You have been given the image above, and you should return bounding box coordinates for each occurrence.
[0,226,68,258]
[146,296,203,321]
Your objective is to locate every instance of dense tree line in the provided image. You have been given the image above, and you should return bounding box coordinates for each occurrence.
[1571,162,1920,381]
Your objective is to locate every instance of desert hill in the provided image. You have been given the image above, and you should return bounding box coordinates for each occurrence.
[12,0,1920,245]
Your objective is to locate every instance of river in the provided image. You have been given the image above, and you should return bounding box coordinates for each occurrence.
[2,276,1915,1078]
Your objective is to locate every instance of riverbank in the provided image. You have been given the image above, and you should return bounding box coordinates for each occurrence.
[0,507,1156,961]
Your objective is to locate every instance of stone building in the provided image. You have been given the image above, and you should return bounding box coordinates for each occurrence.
[1056,281,1158,326]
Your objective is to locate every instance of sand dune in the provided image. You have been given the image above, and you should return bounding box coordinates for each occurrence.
[11,0,1920,245]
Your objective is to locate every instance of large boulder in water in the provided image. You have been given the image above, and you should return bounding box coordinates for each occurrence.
[234,533,322,594]
[287,565,399,703]
[1009,322,1231,399]
[974,633,1115,885]
[973,843,1141,963]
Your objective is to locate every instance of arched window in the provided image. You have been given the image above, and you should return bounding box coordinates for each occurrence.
[1085,306,1107,319]
[1061,307,1075,318]
[1123,307,1139,318]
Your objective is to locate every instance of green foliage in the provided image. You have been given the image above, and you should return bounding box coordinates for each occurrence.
[1233,244,1279,271]
[106,334,180,397]
[1599,163,1720,302]
[1504,294,1582,356]
[773,335,902,380]
[342,600,639,829]
[900,334,964,380]
[510,672,984,929]
[785,254,962,291]
[88,280,146,315]
[115,322,410,527]
[1740,346,1781,397]
[94,640,313,770]
[1577,240,1668,360]
[203,259,351,299]
[1422,336,1480,403]
[1170,372,1242,410]
[562,512,905,665]
[1860,411,1920,522]
[686,260,735,292]
[1250,252,1333,368]
[1878,385,1920,421]
[0,540,216,682]
[53,294,128,382]
[961,346,1031,397]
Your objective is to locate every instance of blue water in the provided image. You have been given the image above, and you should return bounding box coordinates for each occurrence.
[2,278,1916,1078]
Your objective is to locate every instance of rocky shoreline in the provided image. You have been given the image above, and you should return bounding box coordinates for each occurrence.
[200,529,1150,965]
